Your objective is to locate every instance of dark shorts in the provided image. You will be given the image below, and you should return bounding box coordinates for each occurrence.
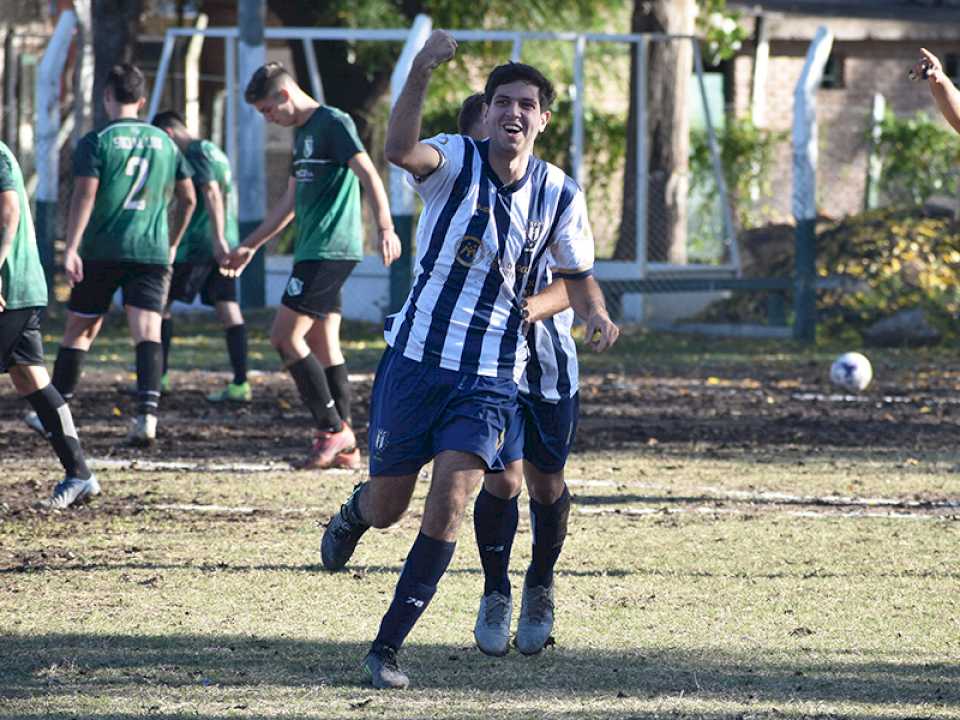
[0,307,46,373]
[281,260,358,318]
[368,347,517,477]
[68,260,171,315]
[168,262,238,307]
[495,391,580,474]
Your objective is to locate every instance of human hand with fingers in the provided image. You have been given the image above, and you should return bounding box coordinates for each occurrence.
[379,228,401,267]
[414,30,457,72]
[910,48,943,82]
[584,312,619,353]
[220,245,255,278]
[64,248,84,286]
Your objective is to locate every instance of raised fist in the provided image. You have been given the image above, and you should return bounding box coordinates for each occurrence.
[416,30,457,71]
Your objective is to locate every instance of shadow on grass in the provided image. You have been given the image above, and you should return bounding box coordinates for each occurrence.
[1,631,957,711]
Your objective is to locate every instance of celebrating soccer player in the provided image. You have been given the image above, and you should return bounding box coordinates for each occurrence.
[320,30,618,689]
[222,62,401,470]
[1,141,99,508]
[25,63,196,446]
[151,111,251,403]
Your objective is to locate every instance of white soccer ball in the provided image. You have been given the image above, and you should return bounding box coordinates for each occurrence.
[829,351,873,392]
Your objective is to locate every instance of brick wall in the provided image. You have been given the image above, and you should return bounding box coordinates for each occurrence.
[733,39,960,221]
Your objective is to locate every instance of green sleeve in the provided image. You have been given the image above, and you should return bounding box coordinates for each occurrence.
[188,145,215,186]
[72,131,101,178]
[330,112,365,164]
[175,150,195,181]
[0,153,15,192]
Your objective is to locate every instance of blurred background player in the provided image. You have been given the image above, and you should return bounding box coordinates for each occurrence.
[1,140,99,508]
[320,31,618,689]
[26,63,196,446]
[151,111,250,403]
[455,92,620,657]
[222,62,400,469]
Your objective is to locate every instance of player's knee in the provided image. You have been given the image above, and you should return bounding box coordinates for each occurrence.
[527,471,566,505]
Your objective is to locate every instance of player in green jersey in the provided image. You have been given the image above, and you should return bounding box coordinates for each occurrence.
[1,141,100,508]
[30,64,196,447]
[223,62,401,469]
[152,111,251,403]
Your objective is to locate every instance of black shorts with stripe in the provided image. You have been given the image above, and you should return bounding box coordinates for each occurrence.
[0,307,46,373]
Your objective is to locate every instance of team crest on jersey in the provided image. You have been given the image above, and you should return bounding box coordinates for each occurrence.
[303,136,314,158]
[455,235,487,267]
[286,277,304,297]
[525,220,544,247]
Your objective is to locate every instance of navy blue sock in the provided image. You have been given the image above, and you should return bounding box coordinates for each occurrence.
[374,532,456,650]
[474,488,518,597]
[160,318,173,375]
[526,486,571,589]
[136,341,163,415]
[287,354,341,433]
[25,384,91,480]
[225,324,248,385]
[52,347,86,402]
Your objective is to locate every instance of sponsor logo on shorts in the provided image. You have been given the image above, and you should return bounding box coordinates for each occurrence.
[286,277,304,297]
[375,428,390,452]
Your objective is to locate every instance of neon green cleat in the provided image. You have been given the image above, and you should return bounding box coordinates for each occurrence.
[207,381,252,403]
[160,373,171,394]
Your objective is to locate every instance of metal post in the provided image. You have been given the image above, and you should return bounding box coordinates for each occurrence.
[148,33,178,121]
[635,37,648,279]
[72,0,93,144]
[302,37,325,104]
[864,92,885,212]
[792,26,833,343]
[238,0,267,308]
[693,39,738,272]
[225,34,237,177]
[3,29,16,149]
[184,13,208,135]
[570,35,585,186]
[35,10,78,287]
[388,14,432,313]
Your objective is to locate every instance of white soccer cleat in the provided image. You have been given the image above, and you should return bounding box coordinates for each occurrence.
[127,414,158,446]
[41,474,101,509]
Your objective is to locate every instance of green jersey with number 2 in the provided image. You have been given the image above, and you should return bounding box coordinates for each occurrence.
[74,119,193,264]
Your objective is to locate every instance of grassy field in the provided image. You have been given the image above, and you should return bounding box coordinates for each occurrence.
[2,312,960,719]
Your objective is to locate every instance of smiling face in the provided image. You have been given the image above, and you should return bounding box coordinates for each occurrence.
[483,80,551,159]
[253,89,297,127]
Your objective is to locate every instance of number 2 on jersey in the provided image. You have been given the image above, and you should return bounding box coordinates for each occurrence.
[123,157,150,211]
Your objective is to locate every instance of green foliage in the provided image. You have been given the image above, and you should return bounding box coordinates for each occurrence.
[696,208,960,341]
[696,0,750,66]
[817,208,960,335]
[690,117,787,228]
[874,110,960,207]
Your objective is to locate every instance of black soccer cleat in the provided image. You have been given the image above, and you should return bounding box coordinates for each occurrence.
[320,483,369,571]
[363,642,409,689]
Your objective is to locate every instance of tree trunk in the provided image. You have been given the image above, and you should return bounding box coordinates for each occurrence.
[615,0,695,263]
[91,0,143,129]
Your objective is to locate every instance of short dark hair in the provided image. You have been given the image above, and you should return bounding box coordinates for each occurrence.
[151,110,186,131]
[483,62,556,112]
[457,93,485,136]
[245,62,292,104]
[105,63,145,104]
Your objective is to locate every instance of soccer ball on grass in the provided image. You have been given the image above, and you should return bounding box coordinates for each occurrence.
[829,352,873,392]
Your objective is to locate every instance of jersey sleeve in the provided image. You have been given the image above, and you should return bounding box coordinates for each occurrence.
[188,145,215,186]
[548,188,595,275]
[329,112,366,164]
[410,133,464,204]
[0,152,15,192]
[174,148,195,181]
[72,131,101,178]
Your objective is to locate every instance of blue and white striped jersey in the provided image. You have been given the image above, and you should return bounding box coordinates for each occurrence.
[519,255,581,401]
[385,134,594,381]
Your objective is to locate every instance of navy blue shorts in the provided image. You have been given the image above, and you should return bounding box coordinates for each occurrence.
[496,391,580,474]
[368,347,517,477]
